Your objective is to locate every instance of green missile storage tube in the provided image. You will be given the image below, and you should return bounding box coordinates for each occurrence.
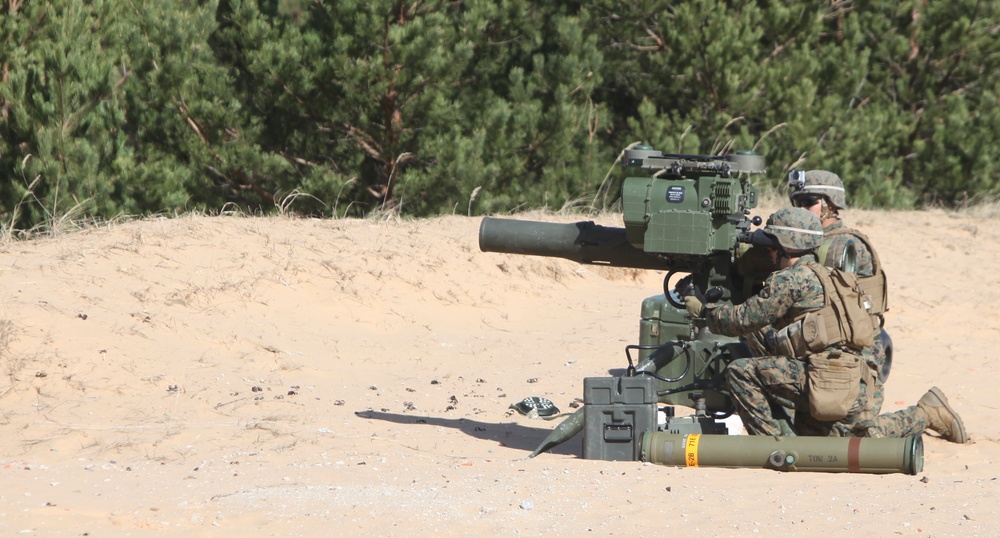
[640,432,923,474]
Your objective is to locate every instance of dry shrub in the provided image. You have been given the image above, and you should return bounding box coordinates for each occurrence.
[956,194,1000,220]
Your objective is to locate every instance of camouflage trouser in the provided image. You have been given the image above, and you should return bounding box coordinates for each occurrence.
[858,331,927,437]
[871,334,886,372]
[863,405,927,438]
[872,330,889,381]
[726,352,883,437]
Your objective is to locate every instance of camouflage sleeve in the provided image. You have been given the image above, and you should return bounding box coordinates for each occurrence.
[705,270,799,337]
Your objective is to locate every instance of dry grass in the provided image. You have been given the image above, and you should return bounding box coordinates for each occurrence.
[0,319,20,384]
[1,168,995,260]
[956,194,1000,219]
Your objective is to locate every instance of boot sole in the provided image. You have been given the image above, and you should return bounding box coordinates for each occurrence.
[929,386,969,444]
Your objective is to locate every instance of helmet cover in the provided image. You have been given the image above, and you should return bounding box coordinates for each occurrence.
[788,169,847,209]
[756,207,824,252]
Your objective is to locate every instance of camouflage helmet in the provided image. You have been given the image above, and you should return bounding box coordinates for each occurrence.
[751,207,824,252]
[787,170,847,209]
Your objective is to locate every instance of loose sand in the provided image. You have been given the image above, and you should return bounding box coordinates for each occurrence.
[0,207,996,536]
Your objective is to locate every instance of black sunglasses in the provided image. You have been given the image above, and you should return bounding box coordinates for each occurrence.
[792,194,823,208]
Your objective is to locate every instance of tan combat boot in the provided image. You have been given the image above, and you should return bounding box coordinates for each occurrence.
[918,387,969,444]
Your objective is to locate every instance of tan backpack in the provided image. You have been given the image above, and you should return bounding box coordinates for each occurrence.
[800,262,879,352]
[769,261,879,358]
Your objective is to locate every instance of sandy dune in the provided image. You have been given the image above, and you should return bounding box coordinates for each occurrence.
[0,207,997,535]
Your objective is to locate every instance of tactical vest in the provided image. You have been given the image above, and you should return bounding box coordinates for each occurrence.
[816,226,888,320]
[770,261,879,359]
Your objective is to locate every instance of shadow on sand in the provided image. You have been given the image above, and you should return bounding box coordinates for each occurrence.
[356,366,632,458]
[354,410,583,458]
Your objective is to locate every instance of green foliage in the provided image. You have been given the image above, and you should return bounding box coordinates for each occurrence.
[210,0,606,216]
[588,0,1000,210]
[1,0,126,228]
[111,1,290,214]
[1,0,998,230]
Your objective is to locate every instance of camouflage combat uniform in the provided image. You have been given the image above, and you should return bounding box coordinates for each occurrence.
[863,401,929,437]
[789,171,890,380]
[790,170,892,394]
[691,206,964,442]
[822,223,925,438]
[705,255,881,437]
[835,218,925,437]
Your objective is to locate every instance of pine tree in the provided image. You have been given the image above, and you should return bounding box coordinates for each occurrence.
[111,1,288,214]
[1,0,130,229]
[211,0,607,217]
[3,0,998,229]
[588,0,1000,208]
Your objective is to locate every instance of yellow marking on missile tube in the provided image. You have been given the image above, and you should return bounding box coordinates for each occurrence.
[685,434,700,467]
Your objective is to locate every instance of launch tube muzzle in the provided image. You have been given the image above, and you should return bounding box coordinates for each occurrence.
[640,432,923,475]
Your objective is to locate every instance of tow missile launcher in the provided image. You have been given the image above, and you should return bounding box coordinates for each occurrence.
[616,148,766,419]
[480,147,767,443]
[479,147,921,474]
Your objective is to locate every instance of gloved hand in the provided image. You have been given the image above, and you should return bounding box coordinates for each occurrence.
[683,284,707,318]
[685,295,704,318]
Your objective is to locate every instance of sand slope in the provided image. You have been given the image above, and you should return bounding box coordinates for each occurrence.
[0,209,997,536]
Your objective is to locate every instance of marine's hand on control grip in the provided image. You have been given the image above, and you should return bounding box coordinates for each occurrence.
[684,295,705,318]
[682,282,707,318]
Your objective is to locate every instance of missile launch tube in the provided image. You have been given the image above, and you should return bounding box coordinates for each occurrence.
[641,432,923,475]
[479,217,668,270]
